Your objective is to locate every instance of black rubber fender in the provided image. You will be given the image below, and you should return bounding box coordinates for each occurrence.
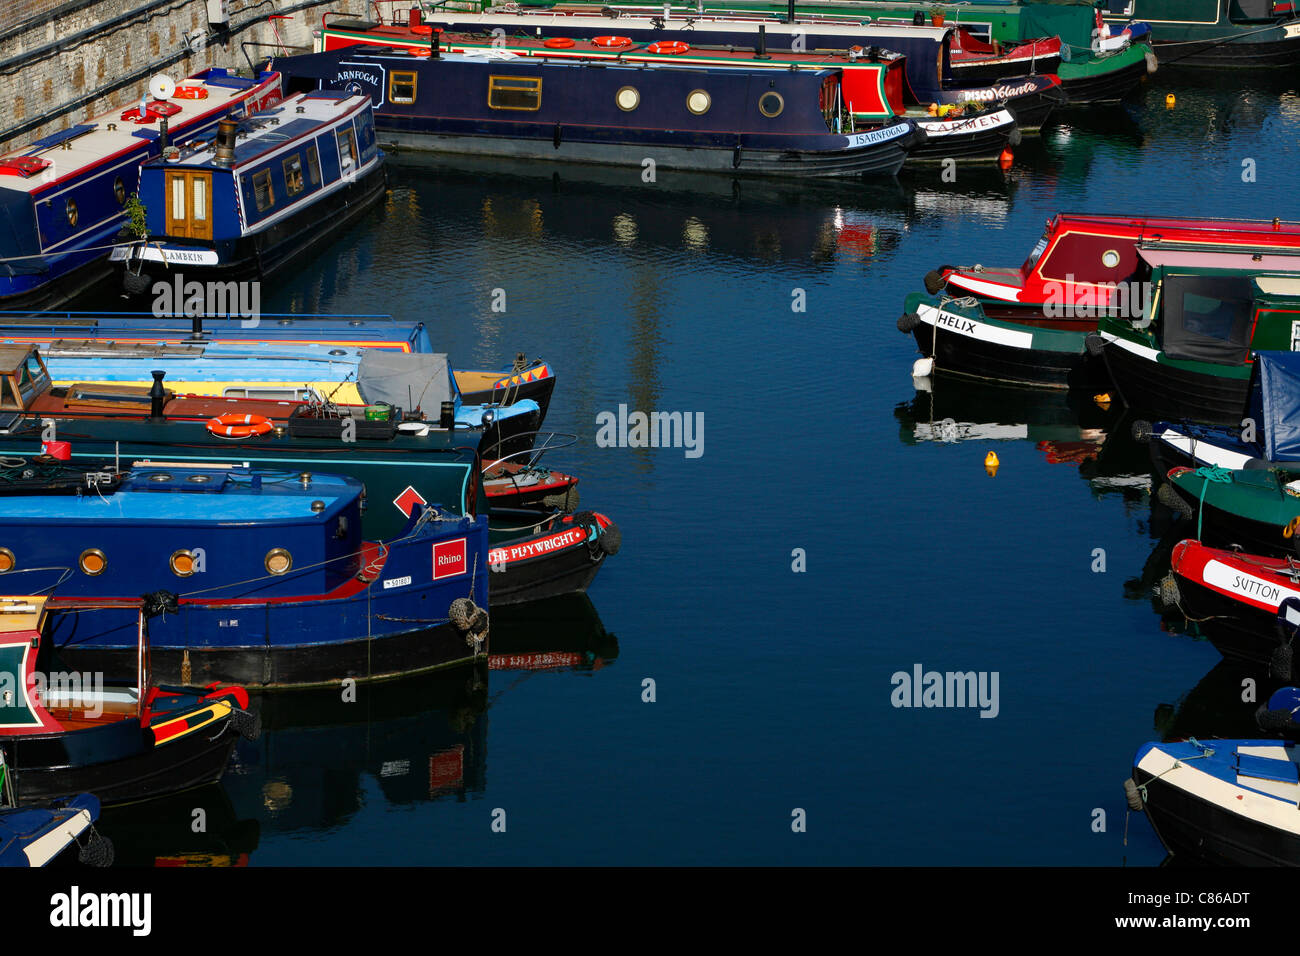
[1130,419,1153,443]
[1084,333,1107,357]
[1256,703,1297,732]
[1271,642,1295,681]
[78,829,115,867]
[230,707,261,742]
[897,311,921,333]
[923,270,947,295]
[599,521,622,556]
[1155,483,1193,518]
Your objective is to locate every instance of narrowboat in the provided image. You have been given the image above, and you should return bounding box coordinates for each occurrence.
[0,464,493,689]
[1158,460,1300,561]
[400,0,1152,103]
[898,290,1104,388]
[1161,539,1300,670]
[1087,260,1300,425]
[1130,737,1300,865]
[1138,351,1300,476]
[320,7,1066,130]
[109,91,386,286]
[1102,0,1300,67]
[26,343,543,434]
[0,346,616,605]
[272,47,922,178]
[0,594,256,805]
[0,311,557,422]
[0,791,111,867]
[0,69,283,312]
[924,212,1300,321]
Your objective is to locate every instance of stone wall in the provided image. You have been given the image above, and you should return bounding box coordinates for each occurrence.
[0,0,374,151]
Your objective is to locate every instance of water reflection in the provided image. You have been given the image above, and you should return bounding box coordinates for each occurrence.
[96,784,260,868]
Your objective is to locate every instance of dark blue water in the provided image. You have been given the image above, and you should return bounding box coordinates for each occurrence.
[96,72,1300,865]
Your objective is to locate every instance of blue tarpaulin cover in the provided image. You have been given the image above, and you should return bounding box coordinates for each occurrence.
[1250,352,1300,462]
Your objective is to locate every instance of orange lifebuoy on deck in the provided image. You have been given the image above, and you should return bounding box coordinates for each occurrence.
[174,86,209,99]
[206,413,274,439]
[647,40,689,54]
[544,37,576,48]
[411,24,433,35]
[591,35,633,49]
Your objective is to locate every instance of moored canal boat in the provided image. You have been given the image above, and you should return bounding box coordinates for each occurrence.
[0,69,283,312]
[1,465,493,689]
[0,790,110,867]
[1087,261,1300,425]
[0,595,256,805]
[924,212,1300,321]
[1102,0,1300,67]
[110,91,386,287]
[273,46,922,178]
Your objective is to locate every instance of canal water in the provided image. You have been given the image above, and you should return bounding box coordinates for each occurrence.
[94,70,1300,865]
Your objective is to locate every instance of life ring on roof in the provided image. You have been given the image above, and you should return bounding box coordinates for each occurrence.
[206,413,273,439]
[544,37,576,48]
[411,24,433,35]
[591,35,633,48]
[647,40,689,54]
[174,85,208,99]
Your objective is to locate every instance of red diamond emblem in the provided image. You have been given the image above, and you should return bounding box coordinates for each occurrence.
[393,485,427,517]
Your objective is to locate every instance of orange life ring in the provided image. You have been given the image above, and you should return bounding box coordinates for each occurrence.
[591,35,633,49]
[647,40,689,54]
[544,37,576,48]
[206,413,274,439]
[411,24,433,35]
[173,86,209,99]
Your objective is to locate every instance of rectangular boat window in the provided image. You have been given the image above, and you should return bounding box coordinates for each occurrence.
[390,71,418,105]
[284,154,305,197]
[0,377,17,411]
[170,176,186,222]
[252,169,274,212]
[337,128,358,174]
[306,145,321,185]
[192,176,207,224]
[488,76,542,111]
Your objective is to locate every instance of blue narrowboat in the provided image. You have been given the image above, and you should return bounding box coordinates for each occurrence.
[111,91,385,286]
[1,464,492,690]
[0,69,284,312]
[273,47,922,177]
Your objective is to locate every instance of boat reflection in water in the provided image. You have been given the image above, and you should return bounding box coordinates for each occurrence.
[196,596,615,852]
[94,784,259,868]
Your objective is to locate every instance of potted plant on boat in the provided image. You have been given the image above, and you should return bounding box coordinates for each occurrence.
[121,192,152,295]
[930,6,946,27]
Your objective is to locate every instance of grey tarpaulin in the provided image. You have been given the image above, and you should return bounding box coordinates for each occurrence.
[356,351,455,412]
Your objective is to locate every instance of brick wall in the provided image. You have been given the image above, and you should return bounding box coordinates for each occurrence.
[0,0,374,151]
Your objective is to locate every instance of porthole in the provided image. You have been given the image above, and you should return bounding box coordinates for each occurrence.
[1102,249,1120,268]
[616,86,640,111]
[0,548,15,573]
[113,177,126,205]
[65,198,78,227]
[79,548,107,576]
[265,548,292,575]
[148,473,173,482]
[170,550,195,577]
[186,474,212,483]
[758,91,784,118]
[686,89,711,115]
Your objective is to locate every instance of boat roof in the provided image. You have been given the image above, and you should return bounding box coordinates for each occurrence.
[1058,212,1300,240]
[1139,247,1300,273]
[0,467,360,524]
[331,47,842,77]
[149,91,372,171]
[0,70,279,196]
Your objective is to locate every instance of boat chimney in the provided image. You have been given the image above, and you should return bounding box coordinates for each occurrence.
[408,8,421,29]
[190,314,204,340]
[148,370,166,421]
[786,0,795,23]
[756,24,769,58]
[158,115,169,151]
[430,27,442,59]
[213,118,238,167]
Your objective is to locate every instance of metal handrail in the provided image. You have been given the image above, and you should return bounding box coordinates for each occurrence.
[482,431,577,469]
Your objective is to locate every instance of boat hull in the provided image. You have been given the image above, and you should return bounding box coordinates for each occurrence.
[1094,336,1249,426]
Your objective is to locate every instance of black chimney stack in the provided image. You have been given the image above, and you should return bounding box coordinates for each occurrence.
[148,370,166,420]
[756,24,769,58]
[431,27,442,58]
[786,0,795,23]
[190,314,204,340]
[158,115,169,151]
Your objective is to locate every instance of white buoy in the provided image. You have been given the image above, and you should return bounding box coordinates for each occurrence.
[912,357,934,378]
[912,375,932,393]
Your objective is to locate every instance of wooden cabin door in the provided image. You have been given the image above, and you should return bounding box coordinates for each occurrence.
[165,170,213,240]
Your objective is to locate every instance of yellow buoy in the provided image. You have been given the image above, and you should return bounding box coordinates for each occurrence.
[1165,93,1175,109]
[1094,392,1112,410]
[984,451,999,477]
